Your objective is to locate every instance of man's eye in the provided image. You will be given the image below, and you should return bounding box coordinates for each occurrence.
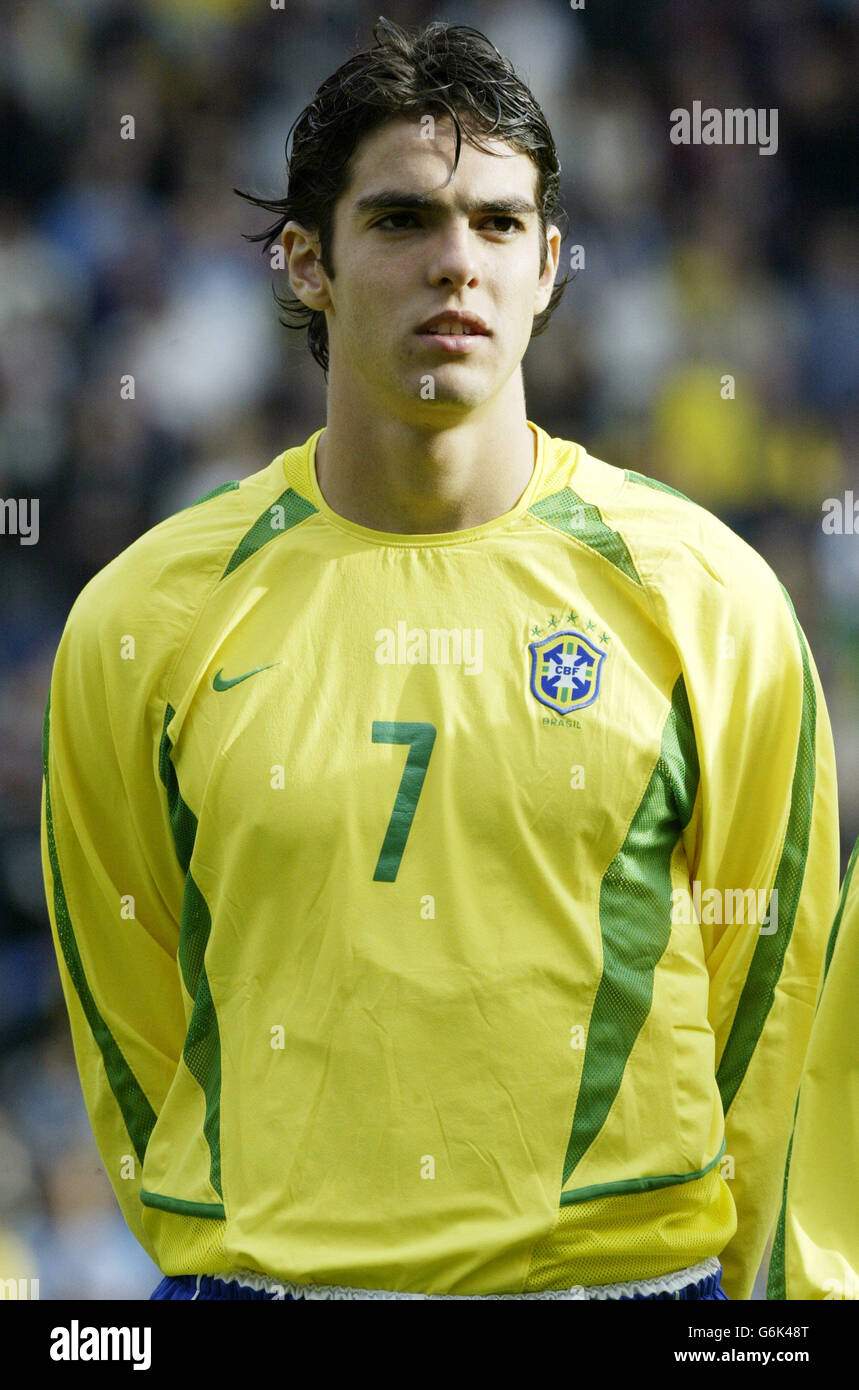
[374,214,525,233]
[485,216,525,233]
[376,213,418,230]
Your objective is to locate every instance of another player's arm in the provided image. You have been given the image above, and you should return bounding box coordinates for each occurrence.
[678,566,840,1301]
[767,838,859,1300]
[41,581,186,1263]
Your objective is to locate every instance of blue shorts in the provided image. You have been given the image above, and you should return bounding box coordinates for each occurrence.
[151,1266,729,1301]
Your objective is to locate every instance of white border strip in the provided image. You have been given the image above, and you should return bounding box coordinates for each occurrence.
[209,1257,721,1301]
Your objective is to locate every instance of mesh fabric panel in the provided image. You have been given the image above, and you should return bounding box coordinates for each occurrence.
[523,1167,736,1291]
[142,1207,228,1277]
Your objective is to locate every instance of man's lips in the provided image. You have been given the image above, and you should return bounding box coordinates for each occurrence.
[414,312,491,354]
[416,311,490,335]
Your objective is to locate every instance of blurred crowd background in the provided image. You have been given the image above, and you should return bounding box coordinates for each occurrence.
[0,0,856,1299]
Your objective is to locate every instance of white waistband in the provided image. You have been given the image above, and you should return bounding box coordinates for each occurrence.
[200,1257,721,1301]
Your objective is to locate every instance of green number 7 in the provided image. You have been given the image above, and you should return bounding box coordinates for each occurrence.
[372,721,437,881]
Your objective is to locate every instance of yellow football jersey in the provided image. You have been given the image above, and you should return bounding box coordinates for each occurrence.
[41,422,840,1298]
[768,838,859,1300]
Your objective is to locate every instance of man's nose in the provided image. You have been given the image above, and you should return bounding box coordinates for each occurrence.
[426,220,480,289]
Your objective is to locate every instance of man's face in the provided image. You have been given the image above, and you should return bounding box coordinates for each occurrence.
[285,115,561,420]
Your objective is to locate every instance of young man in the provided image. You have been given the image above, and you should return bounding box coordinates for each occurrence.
[42,19,839,1302]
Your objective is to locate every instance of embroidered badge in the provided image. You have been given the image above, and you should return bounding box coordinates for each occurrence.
[528,630,607,716]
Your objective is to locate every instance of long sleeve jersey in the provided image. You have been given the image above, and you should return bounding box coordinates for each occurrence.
[41,421,840,1298]
[768,837,859,1300]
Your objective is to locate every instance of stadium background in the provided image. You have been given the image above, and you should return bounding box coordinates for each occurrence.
[0,0,856,1299]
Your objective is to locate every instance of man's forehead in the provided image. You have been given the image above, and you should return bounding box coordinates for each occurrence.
[345,116,538,204]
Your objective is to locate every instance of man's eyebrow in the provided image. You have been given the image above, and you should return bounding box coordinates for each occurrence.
[353,191,539,217]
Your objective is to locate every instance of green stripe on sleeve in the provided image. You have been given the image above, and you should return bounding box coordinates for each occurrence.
[766,836,859,1301]
[563,675,699,1186]
[189,480,239,508]
[221,487,317,579]
[529,487,641,585]
[42,692,157,1165]
[140,1189,226,1219]
[624,469,696,505]
[158,705,223,1197]
[766,1123,796,1301]
[561,1139,726,1206]
[715,592,816,1117]
[822,835,859,983]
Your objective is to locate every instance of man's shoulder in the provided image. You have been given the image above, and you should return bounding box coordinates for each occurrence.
[536,431,782,603]
[536,429,746,552]
[61,443,317,657]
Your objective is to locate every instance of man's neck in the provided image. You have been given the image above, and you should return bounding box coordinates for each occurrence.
[314,385,537,535]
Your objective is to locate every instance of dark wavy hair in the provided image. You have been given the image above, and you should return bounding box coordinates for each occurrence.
[235,16,570,375]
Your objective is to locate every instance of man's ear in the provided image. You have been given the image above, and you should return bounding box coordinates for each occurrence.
[281,222,332,312]
[534,223,562,316]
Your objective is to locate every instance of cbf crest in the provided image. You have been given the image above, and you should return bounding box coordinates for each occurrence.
[528,630,607,716]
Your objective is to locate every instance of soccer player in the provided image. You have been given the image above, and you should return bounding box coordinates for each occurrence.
[42,19,840,1302]
[767,837,859,1301]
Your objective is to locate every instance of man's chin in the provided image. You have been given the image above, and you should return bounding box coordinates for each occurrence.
[396,367,493,414]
